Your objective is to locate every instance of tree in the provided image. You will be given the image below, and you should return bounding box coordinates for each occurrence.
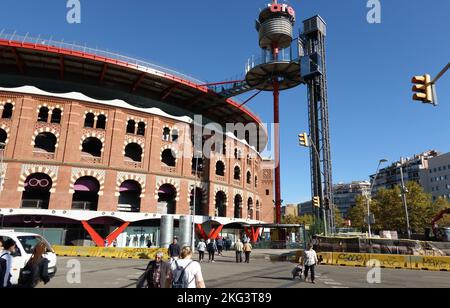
[348,195,369,231]
[333,207,346,228]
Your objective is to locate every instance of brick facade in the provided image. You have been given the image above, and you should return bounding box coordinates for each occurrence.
[0,91,274,223]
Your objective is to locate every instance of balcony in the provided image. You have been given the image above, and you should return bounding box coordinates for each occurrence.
[21,199,49,209]
[81,155,102,164]
[215,175,226,182]
[161,165,177,174]
[234,179,241,186]
[124,160,143,169]
[33,150,55,160]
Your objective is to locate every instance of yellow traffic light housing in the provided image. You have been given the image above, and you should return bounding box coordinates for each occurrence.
[313,196,320,208]
[298,132,309,147]
[412,74,433,103]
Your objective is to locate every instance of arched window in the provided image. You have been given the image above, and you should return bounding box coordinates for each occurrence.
[2,103,13,119]
[161,149,176,167]
[137,122,146,136]
[215,191,227,217]
[81,137,103,157]
[234,195,242,218]
[84,113,95,128]
[172,129,179,142]
[34,132,57,153]
[96,115,106,129]
[256,201,261,221]
[72,176,100,211]
[21,173,52,209]
[245,131,250,144]
[51,108,62,124]
[234,166,241,180]
[163,127,171,141]
[118,180,142,213]
[246,171,252,184]
[0,129,7,145]
[234,149,238,160]
[158,184,177,214]
[255,176,258,188]
[124,143,143,162]
[216,161,225,176]
[192,157,203,173]
[247,198,254,219]
[190,188,204,216]
[37,107,49,122]
[126,120,136,134]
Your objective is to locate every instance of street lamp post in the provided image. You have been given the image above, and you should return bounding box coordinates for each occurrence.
[399,158,412,239]
[191,155,199,252]
[367,159,388,238]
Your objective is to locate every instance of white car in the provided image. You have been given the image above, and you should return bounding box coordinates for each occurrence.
[0,231,57,285]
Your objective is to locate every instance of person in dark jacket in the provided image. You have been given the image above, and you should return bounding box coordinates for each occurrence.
[20,242,50,288]
[206,239,217,263]
[216,237,224,256]
[168,238,181,261]
[145,252,172,288]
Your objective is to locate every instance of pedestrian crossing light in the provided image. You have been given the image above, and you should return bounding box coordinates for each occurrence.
[412,74,433,104]
[313,196,320,208]
[298,132,310,147]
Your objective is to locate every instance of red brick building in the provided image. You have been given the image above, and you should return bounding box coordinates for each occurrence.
[0,36,274,247]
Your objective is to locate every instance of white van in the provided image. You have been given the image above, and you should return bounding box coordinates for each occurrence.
[0,231,57,285]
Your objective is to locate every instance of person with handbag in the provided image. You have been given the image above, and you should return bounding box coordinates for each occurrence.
[19,242,50,288]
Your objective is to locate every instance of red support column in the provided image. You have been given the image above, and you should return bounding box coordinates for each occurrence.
[209,225,224,240]
[196,224,208,240]
[273,44,282,225]
[81,221,104,247]
[106,222,130,244]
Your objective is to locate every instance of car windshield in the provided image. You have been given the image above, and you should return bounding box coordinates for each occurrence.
[17,236,52,254]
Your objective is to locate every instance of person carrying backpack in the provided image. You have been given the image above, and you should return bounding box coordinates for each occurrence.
[19,242,51,288]
[1,239,17,289]
[206,239,217,263]
[170,246,205,288]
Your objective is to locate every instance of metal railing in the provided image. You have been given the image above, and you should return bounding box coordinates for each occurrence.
[0,30,205,85]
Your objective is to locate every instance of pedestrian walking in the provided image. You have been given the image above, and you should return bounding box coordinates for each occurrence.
[197,239,206,263]
[216,237,224,256]
[18,242,51,288]
[0,239,16,289]
[206,239,217,263]
[168,237,181,262]
[243,241,252,263]
[171,246,205,288]
[303,244,319,284]
[137,251,172,288]
[234,239,243,263]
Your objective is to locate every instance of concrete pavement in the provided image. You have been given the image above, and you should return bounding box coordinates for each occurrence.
[45,251,450,288]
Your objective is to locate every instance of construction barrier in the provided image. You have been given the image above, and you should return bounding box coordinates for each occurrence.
[333,252,369,267]
[411,256,450,271]
[317,252,333,265]
[53,246,168,260]
[368,254,411,270]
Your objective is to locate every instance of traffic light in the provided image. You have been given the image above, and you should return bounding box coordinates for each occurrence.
[298,132,310,147]
[412,74,433,104]
[313,196,320,208]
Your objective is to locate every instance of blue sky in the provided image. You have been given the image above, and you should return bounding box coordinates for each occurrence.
[1,0,449,204]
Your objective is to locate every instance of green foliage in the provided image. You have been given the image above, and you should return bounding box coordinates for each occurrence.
[347,182,449,234]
